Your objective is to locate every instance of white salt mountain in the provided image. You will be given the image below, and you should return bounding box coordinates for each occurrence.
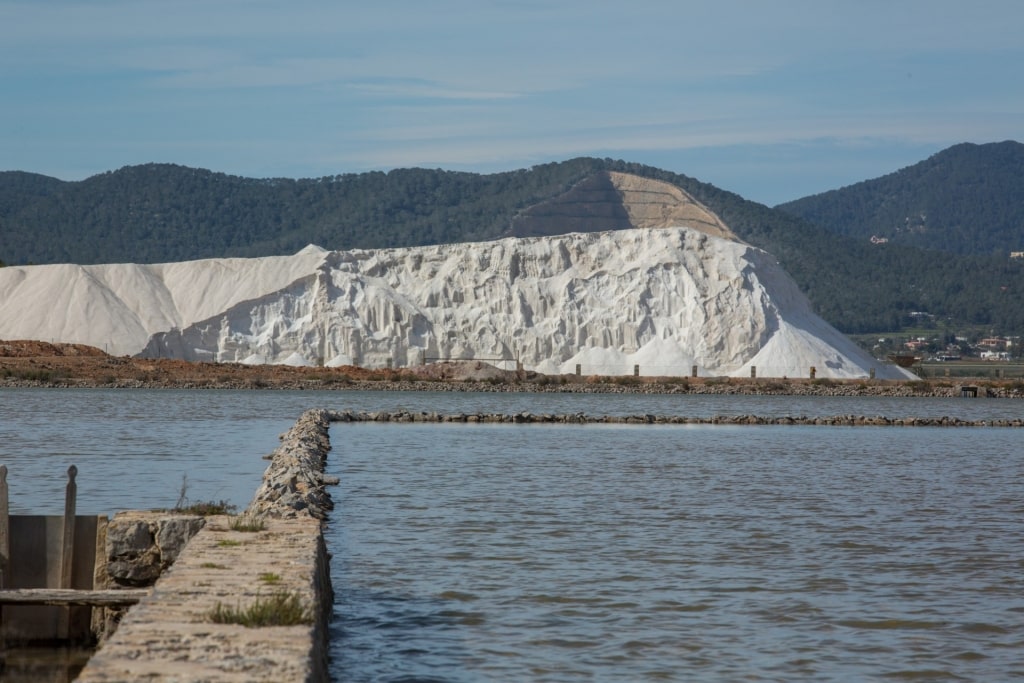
[137,229,906,378]
[0,172,910,379]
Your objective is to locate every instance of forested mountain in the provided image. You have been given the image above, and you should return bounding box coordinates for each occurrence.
[776,141,1024,255]
[2,154,1023,335]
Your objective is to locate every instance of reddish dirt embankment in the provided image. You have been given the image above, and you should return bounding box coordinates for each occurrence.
[1,339,1021,397]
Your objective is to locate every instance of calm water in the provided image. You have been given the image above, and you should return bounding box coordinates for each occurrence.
[328,423,1024,682]
[1,388,1022,681]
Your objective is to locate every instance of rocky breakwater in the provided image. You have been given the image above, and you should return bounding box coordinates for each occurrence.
[247,408,337,520]
[326,409,1024,428]
[77,408,337,683]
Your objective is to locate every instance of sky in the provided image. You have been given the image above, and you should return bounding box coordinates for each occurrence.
[2,1,1022,206]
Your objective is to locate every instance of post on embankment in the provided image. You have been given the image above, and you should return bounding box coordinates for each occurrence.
[1,465,9,589]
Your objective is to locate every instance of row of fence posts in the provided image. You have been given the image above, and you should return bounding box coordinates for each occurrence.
[570,365,874,380]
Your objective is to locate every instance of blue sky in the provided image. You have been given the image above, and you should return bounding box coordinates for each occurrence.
[2,0,1021,205]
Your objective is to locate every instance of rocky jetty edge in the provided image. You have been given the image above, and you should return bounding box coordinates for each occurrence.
[327,409,1024,428]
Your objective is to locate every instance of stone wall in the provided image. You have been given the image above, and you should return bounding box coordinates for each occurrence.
[325,408,1024,427]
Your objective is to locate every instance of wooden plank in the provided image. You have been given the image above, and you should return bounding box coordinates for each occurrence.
[0,589,149,607]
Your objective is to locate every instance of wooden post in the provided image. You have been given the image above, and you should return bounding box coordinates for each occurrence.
[869,368,875,379]
[809,366,816,379]
[59,465,77,638]
[633,364,639,377]
[575,364,581,376]
[750,366,757,379]
[691,365,698,378]
[0,465,8,590]
[61,466,77,590]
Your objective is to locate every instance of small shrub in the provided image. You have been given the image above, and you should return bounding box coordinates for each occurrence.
[217,539,243,548]
[258,572,282,585]
[176,500,237,516]
[169,474,237,515]
[201,562,228,569]
[208,591,312,627]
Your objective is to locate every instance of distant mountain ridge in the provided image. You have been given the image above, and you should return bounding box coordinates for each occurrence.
[776,141,1024,255]
[2,151,1023,335]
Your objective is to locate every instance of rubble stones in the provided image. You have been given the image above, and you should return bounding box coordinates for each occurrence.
[105,512,206,587]
[247,408,336,520]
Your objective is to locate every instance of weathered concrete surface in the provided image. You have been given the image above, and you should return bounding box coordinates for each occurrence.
[76,515,330,682]
[77,408,335,682]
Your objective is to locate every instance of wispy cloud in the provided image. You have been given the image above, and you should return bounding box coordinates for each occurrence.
[2,0,1022,205]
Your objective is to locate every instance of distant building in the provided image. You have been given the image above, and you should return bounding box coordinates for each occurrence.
[870,235,889,244]
[1010,251,1024,259]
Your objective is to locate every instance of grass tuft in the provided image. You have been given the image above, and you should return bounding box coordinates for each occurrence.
[229,513,266,532]
[208,591,312,627]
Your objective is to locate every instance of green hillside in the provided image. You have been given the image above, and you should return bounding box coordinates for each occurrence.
[776,141,1024,255]
[2,155,1022,336]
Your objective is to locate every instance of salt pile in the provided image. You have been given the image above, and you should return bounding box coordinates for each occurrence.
[164,229,905,378]
[0,227,909,379]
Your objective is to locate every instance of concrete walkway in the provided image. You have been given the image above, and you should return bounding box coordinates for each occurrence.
[76,514,329,682]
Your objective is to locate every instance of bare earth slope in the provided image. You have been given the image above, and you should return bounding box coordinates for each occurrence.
[508,171,736,240]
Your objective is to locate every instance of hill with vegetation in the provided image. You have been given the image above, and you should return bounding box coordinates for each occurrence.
[776,141,1024,255]
[2,155,1023,336]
